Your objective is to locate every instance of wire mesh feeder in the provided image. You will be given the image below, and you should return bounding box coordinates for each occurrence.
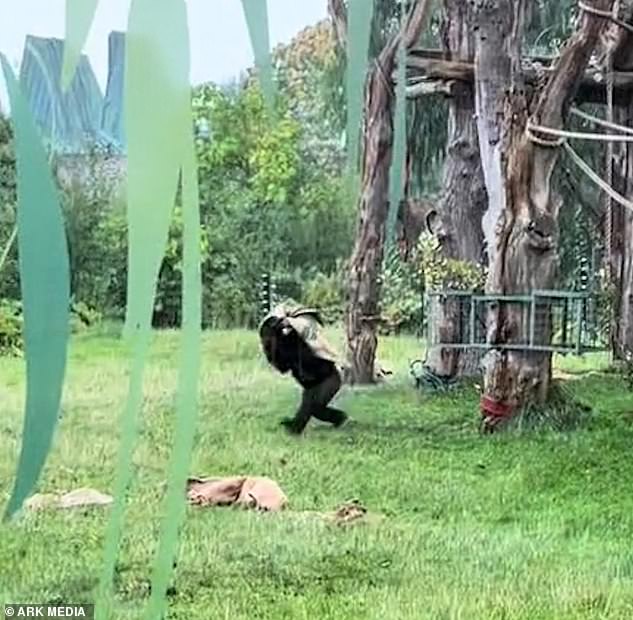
[424,289,609,355]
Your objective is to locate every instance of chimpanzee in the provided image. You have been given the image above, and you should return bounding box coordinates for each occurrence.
[259,306,347,434]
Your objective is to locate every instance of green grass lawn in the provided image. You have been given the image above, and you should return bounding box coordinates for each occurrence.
[2,326,633,619]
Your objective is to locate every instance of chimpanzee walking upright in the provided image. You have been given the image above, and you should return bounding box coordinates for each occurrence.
[259,303,347,434]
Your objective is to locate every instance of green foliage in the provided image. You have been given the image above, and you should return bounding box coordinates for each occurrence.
[0,296,104,357]
[191,78,353,328]
[526,0,577,54]
[0,114,18,300]
[0,298,23,356]
[303,267,346,325]
[154,205,210,327]
[592,284,616,349]
[0,69,354,332]
[378,248,421,334]
[272,20,346,176]
[415,234,486,292]
[69,300,102,333]
[250,117,301,205]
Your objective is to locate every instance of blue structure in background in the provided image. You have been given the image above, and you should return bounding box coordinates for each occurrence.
[101,31,125,150]
[19,32,125,154]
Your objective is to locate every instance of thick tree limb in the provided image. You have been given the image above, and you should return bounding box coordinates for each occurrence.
[404,53,633,104]
[534,0,615,129]
[381,0,434,66]
[328,0,434,60]
[402,0,434,50]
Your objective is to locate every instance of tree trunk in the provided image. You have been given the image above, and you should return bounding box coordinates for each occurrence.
[474,0,612,430]
[424,0,487,379]
[345,65,397,384]
[396,196,437,261]
[611,102,633,356]
[608,5,633,358]
[337,0,434,385]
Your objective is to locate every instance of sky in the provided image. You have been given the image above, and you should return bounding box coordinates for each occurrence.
[0,0,328,108]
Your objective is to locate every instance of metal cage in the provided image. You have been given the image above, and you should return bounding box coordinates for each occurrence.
[425,289,609,355]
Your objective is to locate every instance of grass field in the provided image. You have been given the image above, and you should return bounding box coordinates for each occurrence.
[2,325,633,619]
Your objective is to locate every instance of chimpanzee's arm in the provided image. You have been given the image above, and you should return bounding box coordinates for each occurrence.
[260,319,292,373]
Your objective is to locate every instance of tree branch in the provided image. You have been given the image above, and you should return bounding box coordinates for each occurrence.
[403,0,434,49]
[535,0,615,128]
[404,52,633,105]
[327,0,348,50]
[381,0,434,64]
[612,0,633,68]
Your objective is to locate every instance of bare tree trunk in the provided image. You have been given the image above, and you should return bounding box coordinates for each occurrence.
[607,5,633,357]
[424,0,487,379]
[611,102,633,356]
[474,0,613,430]
[619,206,633,353]
[345,67,397,383]
[329,0,433,384]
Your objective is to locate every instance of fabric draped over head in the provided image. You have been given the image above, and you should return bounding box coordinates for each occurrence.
[259,301,341,366]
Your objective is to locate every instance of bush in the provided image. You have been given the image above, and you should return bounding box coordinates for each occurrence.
[379,249,422,335]
[0,298,23,356]
[0,298,104,357]
[70,301,102,333]
[303,267,345,325]
[414,233,486,292]
[61,174,128,318]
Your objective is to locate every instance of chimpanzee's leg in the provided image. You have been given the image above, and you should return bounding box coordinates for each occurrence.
[281,388,316,434]
[310,370,346,427]
[281,370,346,434]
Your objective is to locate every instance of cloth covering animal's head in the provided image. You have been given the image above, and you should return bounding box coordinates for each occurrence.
[258,301,340,366]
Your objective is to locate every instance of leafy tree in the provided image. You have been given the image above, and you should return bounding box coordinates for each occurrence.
[0,115,18,300]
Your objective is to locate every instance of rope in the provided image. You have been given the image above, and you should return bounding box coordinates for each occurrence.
[524,122,633,213]
[410,360,457,392]
[525,124,566,147]
[578,0,633,34]
[570,106,633,136]
[563,141,633,211]
[526,120,633,142]
[480,395,514,418]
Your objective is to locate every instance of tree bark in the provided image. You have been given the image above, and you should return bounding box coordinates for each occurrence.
[606,3,633,357]
[611,102,633,357]
[329,0,433,384]
[424,0,487,379]
[345,66,398,383]
[474,0,613,430]
[404,51,633,105]
[396,196,437,261]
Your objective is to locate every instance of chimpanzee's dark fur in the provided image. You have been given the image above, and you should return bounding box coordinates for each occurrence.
[260,317,347,434]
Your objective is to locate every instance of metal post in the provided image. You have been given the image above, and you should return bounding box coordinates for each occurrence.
[529,293,536,347]
[469,295,476,346]
[575,296,583,355]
